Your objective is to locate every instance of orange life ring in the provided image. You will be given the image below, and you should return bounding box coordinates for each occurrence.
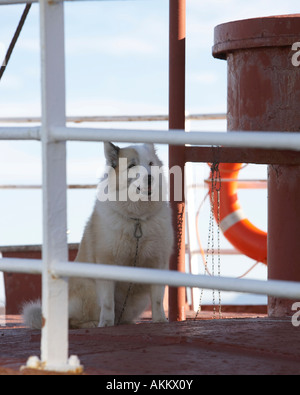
[209,163,267,264]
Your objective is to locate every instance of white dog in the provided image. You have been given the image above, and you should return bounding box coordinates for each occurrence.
[23,143,174,329]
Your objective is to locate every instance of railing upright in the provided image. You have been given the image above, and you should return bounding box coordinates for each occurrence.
[39,0,77,372]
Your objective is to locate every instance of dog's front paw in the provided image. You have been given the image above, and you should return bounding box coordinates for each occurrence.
[98,318,115,328]
[153,316,168,323]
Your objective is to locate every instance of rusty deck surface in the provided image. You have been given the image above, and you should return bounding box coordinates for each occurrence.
[1,312,300,375]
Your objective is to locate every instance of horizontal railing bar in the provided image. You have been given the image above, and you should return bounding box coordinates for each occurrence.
[0,244,241,256]
[1,124,300,154]
[0,127,40,140]
[0,243,241,256]
[0,181,266,190]
[0,0,37,4]
[0,0,178,5]
[1,257,300,299]
[0,258,42,274]
[0,117,41,124]
[190,248,241,256]
[0,184,97,190]
[188,114,226,121]
[52,262,300,300]
[0,243,79,253]
[0,0,117,4]
[0,0,90,5]
[204,179,268,189]
[0,113,226,124]
[52,126,300,151]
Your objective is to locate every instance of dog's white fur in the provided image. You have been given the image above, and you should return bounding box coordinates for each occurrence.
[22,143,174,329]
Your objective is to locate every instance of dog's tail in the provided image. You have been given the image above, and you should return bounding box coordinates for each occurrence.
[22,300,43,329]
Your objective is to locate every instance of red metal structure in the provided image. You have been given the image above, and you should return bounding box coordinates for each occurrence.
[213,15,300,317]
[168,0,187,322]
[169,11,300,319]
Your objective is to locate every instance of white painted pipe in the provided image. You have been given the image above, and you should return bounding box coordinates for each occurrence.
[0,0,36,4]
[0,0,126,4]
[2,257,300,300]
[0,127,40,140]
[0,258,42,274]
[53,261,300,300]
[51,126,300,151]
[0,113,226,124]
[1,125,300,152]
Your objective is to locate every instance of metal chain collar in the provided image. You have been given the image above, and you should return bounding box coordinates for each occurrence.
[117,218,143,325]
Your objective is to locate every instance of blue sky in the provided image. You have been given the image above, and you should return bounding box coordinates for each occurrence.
[1,0,300,183]
[0,0,299,119]
[1,0,300,306]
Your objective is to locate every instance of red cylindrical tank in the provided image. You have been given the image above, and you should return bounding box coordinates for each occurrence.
[213,15,300,317]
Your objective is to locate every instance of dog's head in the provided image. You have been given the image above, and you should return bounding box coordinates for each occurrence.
[98,142,166,203]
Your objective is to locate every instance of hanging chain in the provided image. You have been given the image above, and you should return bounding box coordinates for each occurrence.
[195,162,222,320]
[117,219,143,325]
[211,163,222,319]
[216,187,222,319]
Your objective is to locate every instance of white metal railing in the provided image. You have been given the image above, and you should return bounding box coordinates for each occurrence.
[1,258,300,301]
[2,126,300,151]
[53,127,300,150]
[0,258,41,274]
[0,0,300,373]
[0,126,39,140]
[0,113,226,124]
[0,184,96,189]
[0,0,95,4]
[0,0,36,3]
[0,180,267,190]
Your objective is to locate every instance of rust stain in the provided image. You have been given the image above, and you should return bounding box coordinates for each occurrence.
[243,63,273,119]
[41,316,46,329]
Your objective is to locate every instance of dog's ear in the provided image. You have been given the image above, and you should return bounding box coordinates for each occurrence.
[144,143,156,154]
[104,142,120,169]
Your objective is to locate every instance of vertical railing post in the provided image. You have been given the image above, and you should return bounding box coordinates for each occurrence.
[38,0,80,372]
[168,0,186,322]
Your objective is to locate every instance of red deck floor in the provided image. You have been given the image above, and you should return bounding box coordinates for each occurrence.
[1,311,300,375]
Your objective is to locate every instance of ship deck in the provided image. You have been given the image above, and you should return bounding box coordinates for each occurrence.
[1,310,300,376]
